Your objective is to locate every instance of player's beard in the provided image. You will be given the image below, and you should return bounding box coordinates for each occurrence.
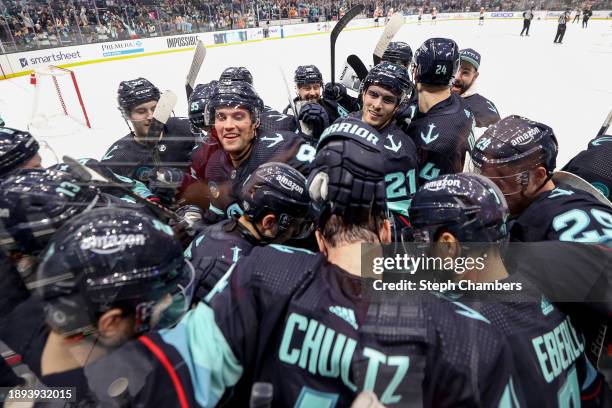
[452,79,468,94]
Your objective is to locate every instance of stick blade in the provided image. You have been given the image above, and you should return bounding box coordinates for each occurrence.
[373,14,405,64]
[153,90,178,124]
[347,55,368,81]
[186,40,206,96]
[552,171,612,207]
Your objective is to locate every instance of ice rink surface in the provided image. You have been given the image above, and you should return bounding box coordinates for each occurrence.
[0,18,610,167]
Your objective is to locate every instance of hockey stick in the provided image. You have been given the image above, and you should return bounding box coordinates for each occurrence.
[347,54,369,81]
[279,67,308,134]
[145,90,178,143]
[330,5,364,86]
[596,108,612,137]
[373,14,404,65]
[279,67,298,117]
[62,156,179,221]
[552,171,612,207]
[185,40,206,100]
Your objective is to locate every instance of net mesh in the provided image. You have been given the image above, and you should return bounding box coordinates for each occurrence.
[28,65,90,138]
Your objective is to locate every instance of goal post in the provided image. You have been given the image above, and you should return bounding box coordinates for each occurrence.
[29,65,91,137]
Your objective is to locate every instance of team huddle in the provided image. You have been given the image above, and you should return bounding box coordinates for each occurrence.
[0,33,611,407]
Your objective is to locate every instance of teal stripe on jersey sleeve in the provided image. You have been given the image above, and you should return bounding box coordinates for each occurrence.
[160,303,243,408]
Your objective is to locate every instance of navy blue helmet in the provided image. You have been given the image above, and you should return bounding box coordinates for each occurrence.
[361,62,413,104]
[35,207,193,337]
[409,173,509,243]
[382,41,414,67]
[294,65,324,87]
[413,38,460,86]
[206,81,264,126]
[188,80,219,132]
[117,78,160,116]
[471,115,558,176]
[0,127,39,177]
[240,162,312,240]
[220,67,254,85]
[0,168,101,255]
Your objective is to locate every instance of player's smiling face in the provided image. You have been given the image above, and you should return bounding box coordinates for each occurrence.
[298,83,321,102]
[214,106,258,157]
[129,100,157,138]
[452,62,479,94]
[361,85,398,128]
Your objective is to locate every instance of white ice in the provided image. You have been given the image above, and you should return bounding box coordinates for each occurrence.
[0,18,610,167]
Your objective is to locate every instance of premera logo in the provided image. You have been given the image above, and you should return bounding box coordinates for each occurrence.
[101,40,144,57]
[167,35,199,49]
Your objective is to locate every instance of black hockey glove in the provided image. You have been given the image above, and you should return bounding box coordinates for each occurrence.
[323,82,348,101]
[298,103,330,140]
[308,117,386,225]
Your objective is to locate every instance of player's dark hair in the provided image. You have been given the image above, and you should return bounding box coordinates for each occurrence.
[320,212,386,248]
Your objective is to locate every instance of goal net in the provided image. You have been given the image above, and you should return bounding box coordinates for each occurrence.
[28,65,91,138]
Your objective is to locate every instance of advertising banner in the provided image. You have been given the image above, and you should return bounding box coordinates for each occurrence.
[100,39,144,57]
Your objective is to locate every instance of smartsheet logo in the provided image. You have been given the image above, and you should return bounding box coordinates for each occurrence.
[167,35,199,49]
[19,51,82,68]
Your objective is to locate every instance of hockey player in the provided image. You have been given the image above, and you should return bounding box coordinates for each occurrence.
[285,65,359,135]
[0,207,194,401]
[573,7,581,23]
[520,7,534,36]
[431,7,437,24]
[178,81,313,223]
[582,7,592,28]
[479,7,485,25]
[354,63,419,230]
[470,115,612,243]
[405,38,474,184]
[451,48,501,128]
[100,78,197,203]
[186,162,311,302]
[219,66,297,133]
[418,7,423,25]
[80,118,520,407]
[409,173,610,405]
[563,131,612,201]
[554,9,571,44]
[0,127,42,178]
[0,168,102,316]
[380,41,413,69]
